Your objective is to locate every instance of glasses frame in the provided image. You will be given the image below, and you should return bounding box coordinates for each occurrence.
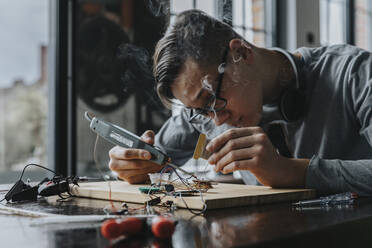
[188,47,229,123]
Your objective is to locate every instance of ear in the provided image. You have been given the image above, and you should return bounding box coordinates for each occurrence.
[229,39,253,64]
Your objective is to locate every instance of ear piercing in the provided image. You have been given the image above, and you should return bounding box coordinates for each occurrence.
[233,54,242,63]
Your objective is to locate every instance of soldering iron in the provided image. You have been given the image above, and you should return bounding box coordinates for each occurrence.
[84,111,196,178]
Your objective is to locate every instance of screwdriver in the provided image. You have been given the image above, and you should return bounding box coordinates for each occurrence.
[292,192,357,207]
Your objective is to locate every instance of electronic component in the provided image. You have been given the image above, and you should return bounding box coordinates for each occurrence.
[192,179,215,191]
[145,197,161,206]
[4,163,57,202]
[173,190,199,197]
[138,186,160,194]
[4,180,40,202]
[164,184,174,192]
[38,176,101,198]
[38,179,70,197]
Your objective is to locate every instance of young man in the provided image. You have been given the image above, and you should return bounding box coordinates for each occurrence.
[109,10,372,196]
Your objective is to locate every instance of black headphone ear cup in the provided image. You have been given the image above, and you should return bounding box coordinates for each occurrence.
[279,88,306,122]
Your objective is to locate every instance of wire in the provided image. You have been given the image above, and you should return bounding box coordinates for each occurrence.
[178,190,207,216]
[161,165,208,215]
[0,163,58,203]
[93,134,117,212]
[19,163,58,181]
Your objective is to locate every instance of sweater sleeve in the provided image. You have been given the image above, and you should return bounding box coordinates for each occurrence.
[306,156,372,196]
[154,108,200,166]
[306,49,372,196]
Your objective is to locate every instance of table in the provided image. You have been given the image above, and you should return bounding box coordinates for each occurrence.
[1,184,372,247]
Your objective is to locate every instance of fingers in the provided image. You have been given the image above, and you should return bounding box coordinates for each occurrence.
[109,158,156,171]
[206,127,263,153]
[213,147,255,172]
[113,162,162,183]
[208,136,255,164]
[109,146,151,160]
[108,131,160,184]
[121,173,149,184]
[220,158,257,174]
[141,130,155,145]
[116,168,154,179]
[109,158,163,183]
[207,127,270,174]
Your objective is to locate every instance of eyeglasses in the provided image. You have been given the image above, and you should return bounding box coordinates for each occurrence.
[188,47,229,124]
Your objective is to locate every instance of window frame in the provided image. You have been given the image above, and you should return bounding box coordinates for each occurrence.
[49,0,77,176]
[346,0,355,45]
[169,0,277,47]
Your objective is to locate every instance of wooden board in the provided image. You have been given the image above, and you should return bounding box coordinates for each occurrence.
[71,181,316,210]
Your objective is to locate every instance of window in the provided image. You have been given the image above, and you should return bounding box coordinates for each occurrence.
[170,0,216,18]
[170,0,276,47]
[320,0,348,45]
[0,1,49,183]
[232,0,275,47]
[74,0,170,177]
[355,0,372,51]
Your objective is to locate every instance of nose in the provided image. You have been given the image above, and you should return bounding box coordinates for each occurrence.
[208,110,230,126]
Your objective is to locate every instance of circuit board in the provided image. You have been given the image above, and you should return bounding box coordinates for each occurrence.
[71,181,315,210]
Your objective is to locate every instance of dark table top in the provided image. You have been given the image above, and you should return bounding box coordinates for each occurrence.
[1,184,372,248]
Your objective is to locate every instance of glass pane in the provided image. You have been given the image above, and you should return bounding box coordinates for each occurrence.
[250,0,265,31]
[235,27,245,37]
[252,31,266,47]
[232,0,270,46]
[171,0,193,13]
[245,28,254,42]
[320,0,347,45]
[196,0,215,16]
[233,0,244,26]
[0,0,49,183]
[75,0,170,177]
[355,0,372,51]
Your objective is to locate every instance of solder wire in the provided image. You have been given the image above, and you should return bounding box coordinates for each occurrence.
[93,134,117,212]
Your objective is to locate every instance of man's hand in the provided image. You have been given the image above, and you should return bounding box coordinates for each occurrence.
[206,127,309,188]
[108,130,163,184]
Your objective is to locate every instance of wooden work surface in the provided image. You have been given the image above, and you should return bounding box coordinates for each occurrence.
[2,183,372,248]
[71,181,316,210]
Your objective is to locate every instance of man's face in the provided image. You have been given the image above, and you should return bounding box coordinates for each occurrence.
[171,57,263,127]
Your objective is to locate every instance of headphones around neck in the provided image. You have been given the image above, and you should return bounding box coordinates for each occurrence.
[271,48,306,122]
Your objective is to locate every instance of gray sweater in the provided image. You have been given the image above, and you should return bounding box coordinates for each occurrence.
[155,44,372,196]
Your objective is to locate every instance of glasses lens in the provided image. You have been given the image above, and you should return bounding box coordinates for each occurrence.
[189,109,211,124]
[188,96,220,124]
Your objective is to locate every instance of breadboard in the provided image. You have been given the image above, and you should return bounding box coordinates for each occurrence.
[71,181,315,210]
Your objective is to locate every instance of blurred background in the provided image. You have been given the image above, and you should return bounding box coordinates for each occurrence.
[0,0,371,183]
